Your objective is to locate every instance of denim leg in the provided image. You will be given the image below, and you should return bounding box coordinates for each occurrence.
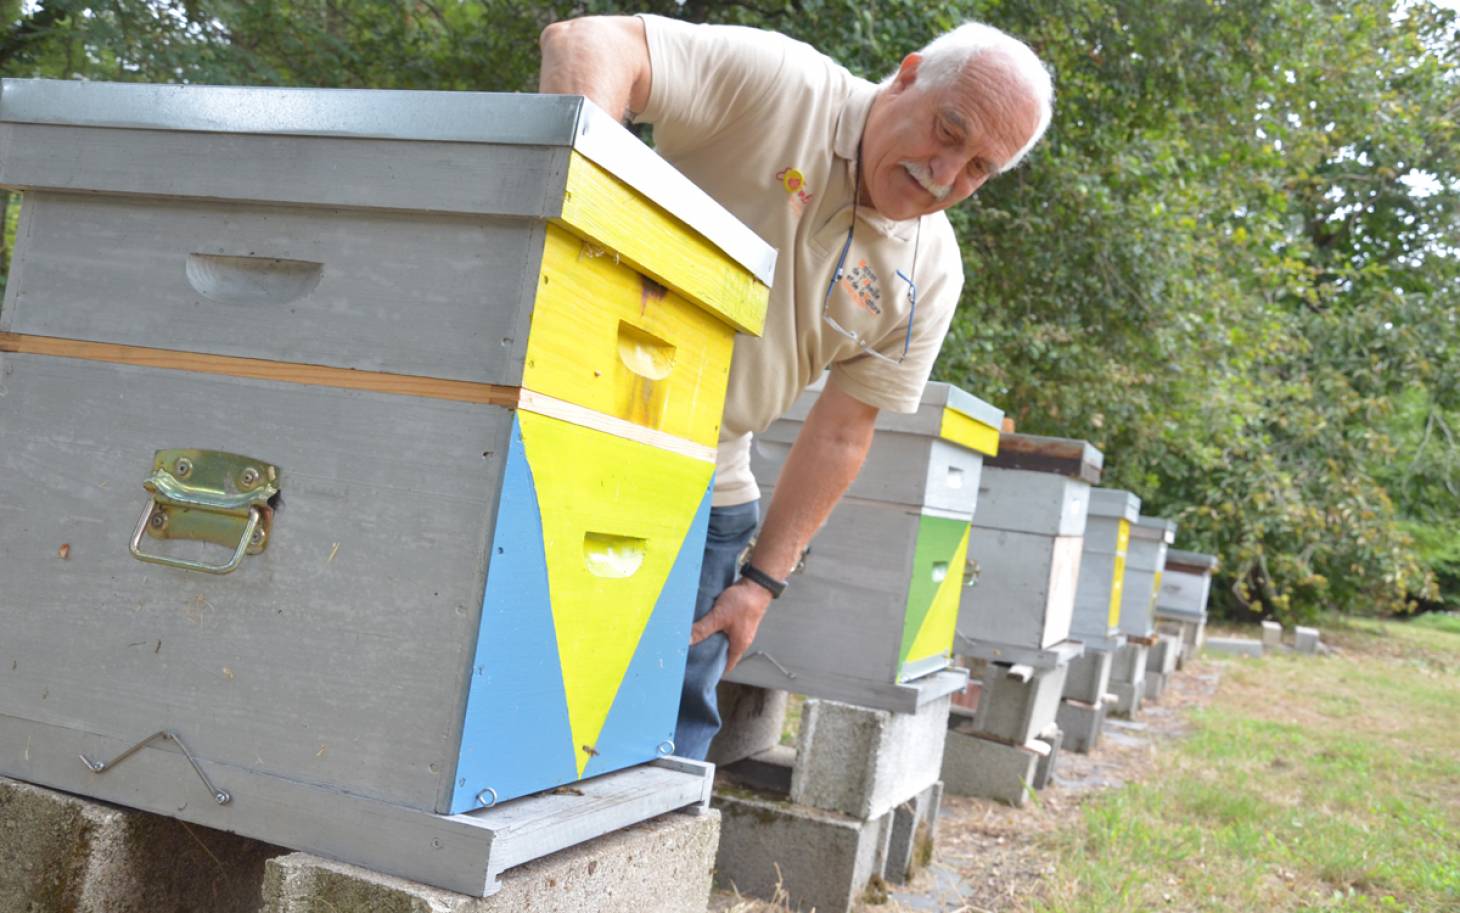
[674,499,760,761]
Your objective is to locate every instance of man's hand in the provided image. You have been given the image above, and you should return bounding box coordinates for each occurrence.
[691,578,774,673]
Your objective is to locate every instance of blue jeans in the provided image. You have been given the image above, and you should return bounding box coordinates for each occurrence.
[674,499,760,760]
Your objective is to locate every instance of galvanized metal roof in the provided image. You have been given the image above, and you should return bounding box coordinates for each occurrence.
[0,79,777,287]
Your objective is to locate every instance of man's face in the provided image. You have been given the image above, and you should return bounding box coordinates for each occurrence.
[861,52,1043,222]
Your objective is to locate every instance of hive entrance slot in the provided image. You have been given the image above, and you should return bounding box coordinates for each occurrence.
[583,533,647,579]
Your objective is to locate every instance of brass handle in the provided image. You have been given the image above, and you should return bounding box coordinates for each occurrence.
[965,557,981,588]
[127,449,278,576]
[130,502,261,576]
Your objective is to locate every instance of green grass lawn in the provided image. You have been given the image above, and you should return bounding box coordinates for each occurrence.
[1032,615,1460,913]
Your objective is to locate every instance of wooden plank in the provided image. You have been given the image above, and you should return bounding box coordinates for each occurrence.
[954,638,1084,671]
[0,333,520,406]
[1,190,543,385]
[0,715,711,898]
[0,123,570,218]
[522,223,734,449]
[724,663,966,714]
[558,152,768,336]
[0,337,714,458]
[984,433,1103,483]
[483,760,712,876]
[0,354,511,812]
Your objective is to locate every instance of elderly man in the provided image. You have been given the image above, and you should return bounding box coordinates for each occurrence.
[539,14,1052,760]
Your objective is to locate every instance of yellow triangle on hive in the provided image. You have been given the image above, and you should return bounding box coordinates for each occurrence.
[518,410,713,776]
[905,525,970,667]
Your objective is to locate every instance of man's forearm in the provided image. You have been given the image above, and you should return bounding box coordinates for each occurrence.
[748,386,878,581]
[538,17,653,123]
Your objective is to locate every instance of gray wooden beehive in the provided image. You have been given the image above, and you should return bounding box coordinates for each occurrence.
[1068,488,1142,651]
[0,79,774,895]
[1117,516,1178,638]
[1157,549,1219,621]
[957,433,1103,656]
[732,380,1004,712]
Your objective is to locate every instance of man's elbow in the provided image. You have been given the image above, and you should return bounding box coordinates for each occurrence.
[539,19,579,54]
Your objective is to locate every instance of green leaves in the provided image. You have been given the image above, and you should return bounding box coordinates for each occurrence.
[1,0,1454,621]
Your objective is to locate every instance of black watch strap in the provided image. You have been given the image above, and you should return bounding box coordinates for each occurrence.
[739,561,787,599]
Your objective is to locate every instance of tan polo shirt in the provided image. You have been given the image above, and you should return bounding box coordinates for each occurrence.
[638,15,964,506]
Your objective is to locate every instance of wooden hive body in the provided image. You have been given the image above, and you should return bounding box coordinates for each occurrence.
[732,381,1003,712]
[1156,549,1218,621]
[0,77,771,841]
[1116,516,1177,638]
[958,433,1103,653]
[1068,488,1141,650]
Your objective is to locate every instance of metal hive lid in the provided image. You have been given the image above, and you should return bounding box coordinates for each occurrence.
[0,78,777,287]
[1165,549,1219,573]
[1132,515,1178,543]
[983,432,1103,483]
[1088,487,1141,522]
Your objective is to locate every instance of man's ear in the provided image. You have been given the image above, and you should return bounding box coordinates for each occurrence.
[892,53,923,92]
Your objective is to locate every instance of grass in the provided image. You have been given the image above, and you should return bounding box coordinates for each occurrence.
[1030,615,1460,913]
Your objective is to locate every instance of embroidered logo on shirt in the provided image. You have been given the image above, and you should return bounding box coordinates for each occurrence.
[775,166,814,217]
[840,258,883,315]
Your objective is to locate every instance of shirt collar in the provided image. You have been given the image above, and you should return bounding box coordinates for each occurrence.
[834,79,880,163]
[833,79,918,241]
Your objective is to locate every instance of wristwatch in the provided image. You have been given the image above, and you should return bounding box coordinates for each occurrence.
[738,561,787,599]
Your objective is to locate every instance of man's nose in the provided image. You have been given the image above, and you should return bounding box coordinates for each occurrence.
[928,153,962,188]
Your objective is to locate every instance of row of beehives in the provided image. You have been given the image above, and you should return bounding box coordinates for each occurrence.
[724,376,1221,728]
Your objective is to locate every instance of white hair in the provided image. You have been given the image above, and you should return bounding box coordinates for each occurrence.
[888,22,1054,173]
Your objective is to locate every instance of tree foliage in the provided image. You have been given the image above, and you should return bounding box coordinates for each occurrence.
[3,0,1456,621]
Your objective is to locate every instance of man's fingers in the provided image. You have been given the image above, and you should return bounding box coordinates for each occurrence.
[690,606,728,645]
[723,629,751,674]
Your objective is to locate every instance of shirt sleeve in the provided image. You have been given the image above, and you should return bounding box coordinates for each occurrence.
[828,221,964,413]
[635,14,793,159]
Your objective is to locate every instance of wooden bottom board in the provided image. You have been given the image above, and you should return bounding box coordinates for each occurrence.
[0,712,710,897]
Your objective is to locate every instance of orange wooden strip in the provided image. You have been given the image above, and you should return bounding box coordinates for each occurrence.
[0,333,520,407]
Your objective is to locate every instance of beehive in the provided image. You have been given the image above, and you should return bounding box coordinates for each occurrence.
[1068,488,1141,650]
[957,433,1103,653]
[1117,516,1178,638]
[734,380,1003,712]
[1157,549,1219,622]
[0,78,772,872]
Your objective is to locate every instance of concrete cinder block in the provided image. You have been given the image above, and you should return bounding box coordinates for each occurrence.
[1262,620,1284,647]
[1143,670,1169,703]
[1295,626,1321,654]
[1107,642,1148,718]
[968,661,1070,746]
[261,810,720,913]
[1146,635,1180,677]
[713,791,890,913]
[1032,728,1063,790]
[1109,641,1149,684]
[1108,680,1143,718]
[885,780,942,886]
[707,684,790,767]
[790,695,949,820]
[0,775,283,913]
[1062,648,1114,705]
[1055,699,1105,754]
[940,732,1039,807]
[1204,636,1264,658]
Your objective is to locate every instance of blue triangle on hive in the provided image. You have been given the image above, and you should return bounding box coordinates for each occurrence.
[581,481,712,778]
[450,417,577,813]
